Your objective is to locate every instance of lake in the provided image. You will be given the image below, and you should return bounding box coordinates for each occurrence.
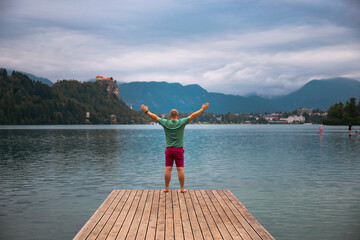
[0,124,359,240]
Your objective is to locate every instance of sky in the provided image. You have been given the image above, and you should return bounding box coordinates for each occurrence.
[0,0,360,96]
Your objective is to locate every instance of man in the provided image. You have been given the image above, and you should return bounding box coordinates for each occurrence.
[141,103,210,193]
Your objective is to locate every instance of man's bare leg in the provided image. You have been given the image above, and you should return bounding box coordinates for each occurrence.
[177,167,187,193]
[164,166,172,192]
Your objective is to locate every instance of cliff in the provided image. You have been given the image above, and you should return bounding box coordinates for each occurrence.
[96,79,120,99]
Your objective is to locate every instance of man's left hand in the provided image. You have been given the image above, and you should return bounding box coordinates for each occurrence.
[202,103,209,110]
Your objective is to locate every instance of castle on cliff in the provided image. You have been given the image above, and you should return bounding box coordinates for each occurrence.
[95,76,120,99]
[96,76,113,81]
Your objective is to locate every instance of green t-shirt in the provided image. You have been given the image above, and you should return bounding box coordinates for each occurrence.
[158,117,190,147]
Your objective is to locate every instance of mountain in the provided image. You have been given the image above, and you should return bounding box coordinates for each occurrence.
[3,67,360,115]
[117,81,274,113]
[118,78,360,113]
[118,82,209,113]
[206,93,278,113]
[276,77,360,111]
[7,69,54,86]
[0,68,147,124]
[118,81,279,113]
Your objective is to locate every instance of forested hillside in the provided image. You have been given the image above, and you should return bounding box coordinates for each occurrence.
[322,97,360,125]
[0,68,148,124]
[7,69,54,86]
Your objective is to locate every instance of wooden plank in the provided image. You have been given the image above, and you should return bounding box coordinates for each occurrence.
[172,190,184,240]
[74,190,275,240]
[184,190,203,239]
[127,190,149,240]
[200,190,232,240]
[74,190,119,240]
[115,190,144,239]
[87,190,126,240]
[106,190,137,240]
[146,190,160,240]
[206,190,242,239]
[155,190,166,240]
[165,191,174,239]
[96,190,130,240]
[136,190,154,240]
[178,190,194,240]
[217,190,262,240]
[194,190,222,240]
[211,190,253,240]
[188,190,213,239]
[223,190,275,240]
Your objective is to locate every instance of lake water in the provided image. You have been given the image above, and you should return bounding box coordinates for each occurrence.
[0,124,359,240]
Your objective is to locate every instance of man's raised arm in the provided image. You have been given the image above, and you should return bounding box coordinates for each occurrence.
[141,104,160,122]
[189,103,209,122]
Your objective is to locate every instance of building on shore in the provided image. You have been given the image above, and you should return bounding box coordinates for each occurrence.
[287,115,305,123]
[264,113,280,122]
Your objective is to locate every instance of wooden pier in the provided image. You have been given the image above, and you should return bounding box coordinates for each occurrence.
[74,190,275,240]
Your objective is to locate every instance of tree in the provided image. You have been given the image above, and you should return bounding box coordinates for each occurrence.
[0,68,7,78]
[0,68,149,125]
[257,116,268,124]
[327,102,344,120]
[344,97,358,122]
[323,97,360,125]
[302,112,310,123]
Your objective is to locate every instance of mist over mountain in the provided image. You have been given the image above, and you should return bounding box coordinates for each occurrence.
[118,78,360,113]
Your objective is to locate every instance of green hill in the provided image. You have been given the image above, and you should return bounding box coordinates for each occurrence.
[277,77,360,111]
[7,69,54,86]
[118,78,360,113]
[0,68,147,124]
[118,81,278,113]
[118,81,208,113]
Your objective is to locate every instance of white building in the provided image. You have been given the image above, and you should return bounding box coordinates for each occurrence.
[287,115,305,123]
[264,114,279,121]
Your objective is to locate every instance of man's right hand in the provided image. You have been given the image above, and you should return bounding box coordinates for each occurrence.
[141,104,148,112]
[189,103,210,122]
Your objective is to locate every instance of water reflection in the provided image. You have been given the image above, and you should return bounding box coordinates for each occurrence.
[0,125,359,240]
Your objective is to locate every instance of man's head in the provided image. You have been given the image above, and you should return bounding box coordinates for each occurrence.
[170,109,179,120]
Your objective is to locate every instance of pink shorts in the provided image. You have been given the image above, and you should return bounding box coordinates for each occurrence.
[165,147,184,167]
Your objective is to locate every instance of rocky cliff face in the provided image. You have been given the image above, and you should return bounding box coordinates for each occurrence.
[96,80,120,99]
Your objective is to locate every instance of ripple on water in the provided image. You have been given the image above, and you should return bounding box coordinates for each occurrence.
[0,125,359,240]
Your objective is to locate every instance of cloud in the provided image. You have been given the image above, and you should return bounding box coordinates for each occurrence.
[201,43,360,95]
[1,23,359,96]
[120,25,360,95]
[1,1,360,96]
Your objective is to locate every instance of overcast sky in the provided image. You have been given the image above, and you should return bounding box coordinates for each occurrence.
[1,0,360,96]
